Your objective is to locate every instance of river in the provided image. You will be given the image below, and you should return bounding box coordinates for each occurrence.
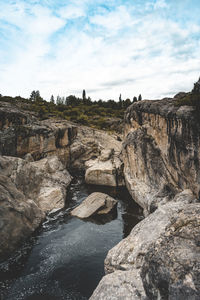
[0,175,143,300]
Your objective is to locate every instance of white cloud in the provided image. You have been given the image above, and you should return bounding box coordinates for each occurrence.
[0,1,200,101]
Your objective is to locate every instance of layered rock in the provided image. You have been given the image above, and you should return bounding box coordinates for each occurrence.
[123,98,200,213]
[0,101,77,166]
[70,192,117,219]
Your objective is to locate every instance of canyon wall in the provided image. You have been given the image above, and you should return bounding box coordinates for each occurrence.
[91,97,200,300]
[123,98,200,213]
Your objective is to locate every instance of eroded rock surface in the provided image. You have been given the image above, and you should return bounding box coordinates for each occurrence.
[0,101,77,166]
[70,192,117,219]
[0,174,44,261]
[90,269,146,300]
[0,155,72,260]
[85,149,124,187]
[141,204,200,299]
[123,98,200,213]
[91,193,200,299]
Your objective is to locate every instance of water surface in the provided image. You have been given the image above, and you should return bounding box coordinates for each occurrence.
[0,176,143,300]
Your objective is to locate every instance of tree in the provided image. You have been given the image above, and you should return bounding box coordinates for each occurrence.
[133,96,137,103]
[82,89,86,101]
[30,90,41,102]
[119,93,123,108]
[192,77,200,94]
[138,94,142,101]
[124,98,131,108]
[56,95,62,105]
[50,95,55,104]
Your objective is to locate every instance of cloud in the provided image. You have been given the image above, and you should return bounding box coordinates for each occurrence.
[0,0,200,101]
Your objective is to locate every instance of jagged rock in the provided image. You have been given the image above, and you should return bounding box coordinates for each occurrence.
[0,101,77,166]
[0,155,72,213]
[0,174,44,261]
[85,149,124,187]
[141,204,200,300]
[0,155,72,260]
[70,125,122,170]
[90,269,146,300]
[104,191,197,274]
[92,193,199,299]
[123,97,200,213]
[70,192,117,219]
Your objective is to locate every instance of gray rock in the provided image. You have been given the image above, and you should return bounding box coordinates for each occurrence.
[70,192,117,219]
[0,155,72,260]
[123,97,200,213]
[0,174,44,261]
[141,203,200,300]
[0,155,72,213]
[90,269,147,300]
[92,194,200,300]
[85,149,124,187]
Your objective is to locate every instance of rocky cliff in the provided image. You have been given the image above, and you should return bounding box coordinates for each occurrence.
[0,100,123,261]
[91,96,200,300]
[123,97,200,213]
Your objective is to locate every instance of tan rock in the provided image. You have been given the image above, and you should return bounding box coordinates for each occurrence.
[70,192,117,219]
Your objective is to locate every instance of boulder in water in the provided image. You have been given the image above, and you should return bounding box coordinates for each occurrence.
[70,192,117,219]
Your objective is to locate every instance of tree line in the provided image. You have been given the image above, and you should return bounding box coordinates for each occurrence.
[28,89,142,109]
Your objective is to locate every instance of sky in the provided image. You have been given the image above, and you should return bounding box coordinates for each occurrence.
[0,0,200,101]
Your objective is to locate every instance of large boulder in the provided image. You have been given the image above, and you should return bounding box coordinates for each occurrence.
[0,155,72,260]
[70,125,122,170]
[90,192,200,299]
[85,149,124,187]
[141,204,200,300]
[90,269,146,300]
[70,192,117,219]
[0,174,44,261]
[0,155,72,213]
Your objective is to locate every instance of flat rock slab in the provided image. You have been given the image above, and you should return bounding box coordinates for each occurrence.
[70,192,117,219]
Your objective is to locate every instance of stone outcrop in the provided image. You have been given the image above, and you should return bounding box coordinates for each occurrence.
[91,193,200,299]
[0,155,71,213]
[91,95,200,300]
[0,174,44,261]
[85,149,124,187]
[0,101,77,166]
[70,192,117,219]
[0,155,71,261]
[123,98,200,213]
[0,100,124,259]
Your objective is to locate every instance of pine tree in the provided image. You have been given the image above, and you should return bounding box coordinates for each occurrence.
[82,90,86,101]
[50,95,55,103]
[133,96,137,103]
[138,94,142,101]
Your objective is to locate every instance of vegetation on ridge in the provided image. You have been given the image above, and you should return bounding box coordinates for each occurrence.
[0,91,142,132]
[175,77,200,111]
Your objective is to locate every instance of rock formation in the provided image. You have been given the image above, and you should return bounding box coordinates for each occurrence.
[123,98,200,214]
[91,96,200,300]
[0,155,71,261]
[70,192,117,219]
[0,99,123,260]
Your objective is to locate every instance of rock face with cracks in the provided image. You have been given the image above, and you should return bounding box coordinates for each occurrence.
[0,155,71,261]
[91,192,200,299]
[123,97,200,214]
[91,95,200,300]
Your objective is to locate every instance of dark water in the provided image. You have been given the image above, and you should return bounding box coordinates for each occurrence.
[0,176,143,300]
